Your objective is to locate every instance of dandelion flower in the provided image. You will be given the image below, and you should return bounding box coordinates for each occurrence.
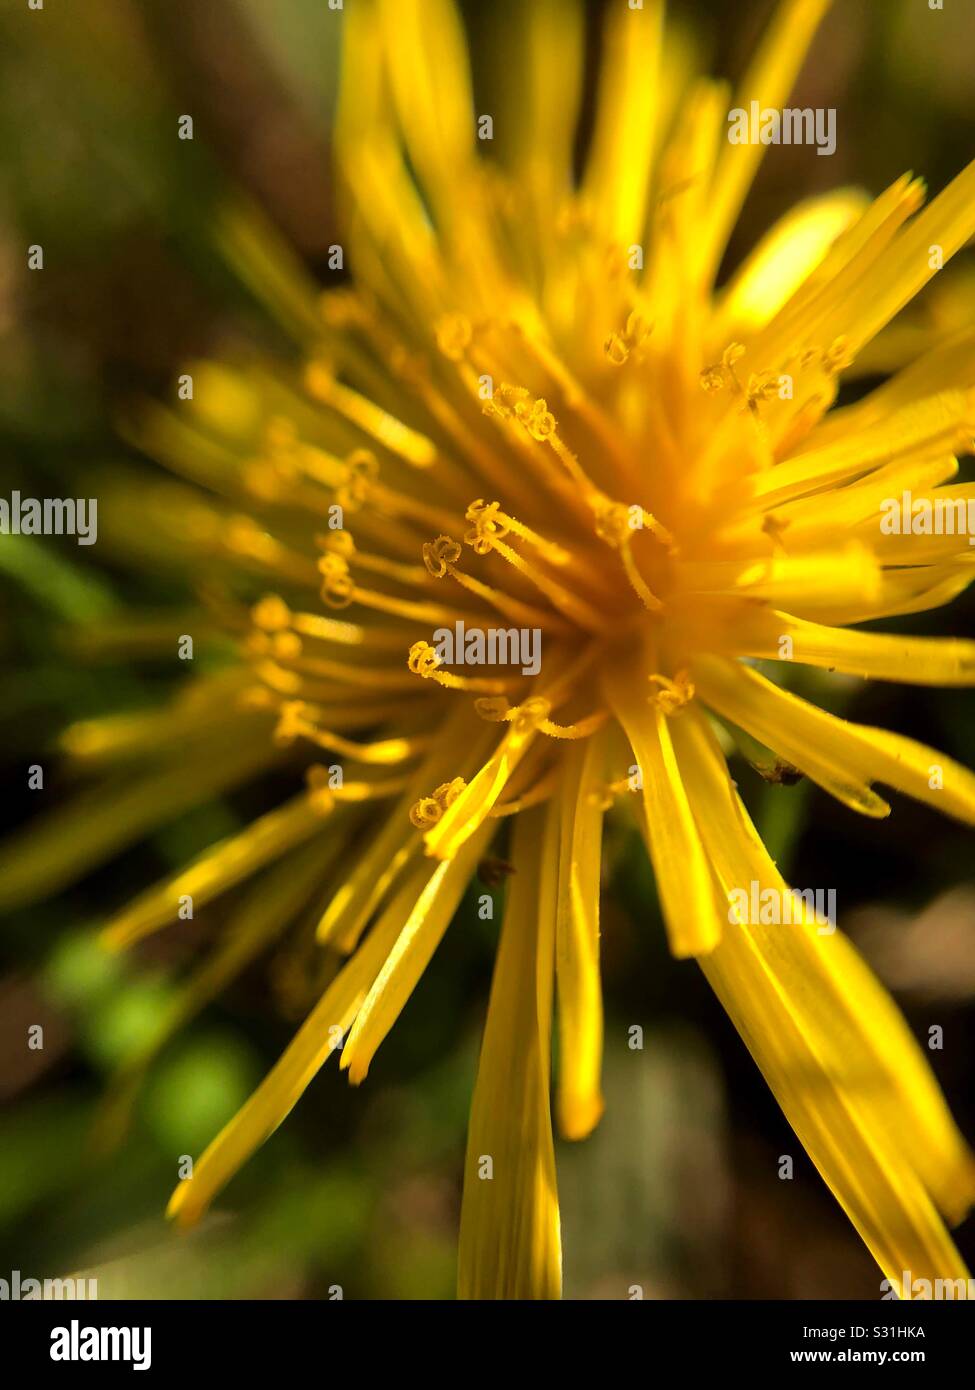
[6,0,975,1299]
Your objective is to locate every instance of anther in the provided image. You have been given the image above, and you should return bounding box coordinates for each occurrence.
[699,364,725,394]
[605,311,653,366]
[336,449,379,512]
[409,777,467,828]
[474,695,510,722]
[746,372,779,405]
[422,535,462,578]
[648,671,695,715]
[509,696,552,734]
[464,499,510,555]
[474,695,551,734]
[318,553,355,609]
[822,336,855,374]
[407,640,443,678]
[524,399,556,442]
[488,385,556,442]
[604,333,630,366]
[594,502,631,548]
[701,343,748,398]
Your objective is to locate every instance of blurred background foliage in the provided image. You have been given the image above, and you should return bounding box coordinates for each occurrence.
[0,0,973,1299]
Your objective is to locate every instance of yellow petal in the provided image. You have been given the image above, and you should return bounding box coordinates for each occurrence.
[751,390,974,507]
[685,599,975,685]
[457,807,561,1299]
[603,660,722,957]
[813,326,975,445]
[702,0,833,280]
[745,172,924,376]
[715,190,869,337]
[680,543,884,613]
[737,453,958,541]
[424,720,538,861]
[378,0,474,211]
[340,820,494,1083]
[671,709,975,1279]
[828,156,975,355]
[317,703,489,948]
[496,0,583,200]
[554,731,607,1140]
[335,0,442,318]
[583,0,663,248]
[693,655,975,825]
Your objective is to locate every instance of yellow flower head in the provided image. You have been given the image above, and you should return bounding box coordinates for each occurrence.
[6,0,975,1299]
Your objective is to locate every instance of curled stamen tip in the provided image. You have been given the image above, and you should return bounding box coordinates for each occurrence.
[409,796,441,828]
[604,333,630,366]
[625,310,653,343]
[746,372,779,407]
[594,502,630,547]
[320,586,354,610]
[492,386,555,441]
[474,695,510,722]
[699,364,725,393]
[422,535,462,577]
[463,498,509,554]
[409,776,466,828]
[465,498,502,526]
[515,696,552,727]
[318,553,355,609]
[648,670,695,715]
[606,311,653,366]
[437,777,466,807]
[485,695,552,735]
[407,640,443,677]
[252,594,292,632]
[497,384,531,409]
[823,335,855,373]
[337,450,378,511]
[464,529,493,555]
[525,400,555,441]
